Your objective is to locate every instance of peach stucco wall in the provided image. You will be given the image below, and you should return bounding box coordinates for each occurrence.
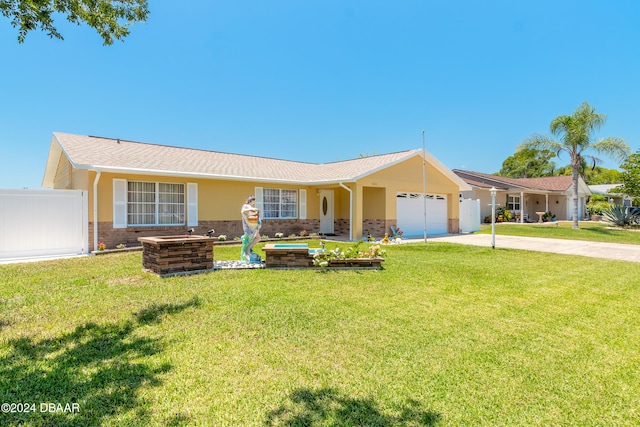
[56,153,463,240]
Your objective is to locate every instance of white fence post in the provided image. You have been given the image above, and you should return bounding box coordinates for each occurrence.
[459,198,481,233]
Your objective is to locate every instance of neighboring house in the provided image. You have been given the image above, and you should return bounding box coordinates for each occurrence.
[453,170,591,223]
[588,184,633,207]
[43,133,471,250]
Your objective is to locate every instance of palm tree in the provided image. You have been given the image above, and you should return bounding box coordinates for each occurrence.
[518,101,630,229]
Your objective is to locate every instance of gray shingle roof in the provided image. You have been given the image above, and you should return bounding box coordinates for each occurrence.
[50,132,424,184]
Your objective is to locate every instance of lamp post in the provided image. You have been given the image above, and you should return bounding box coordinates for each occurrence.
[422,129,427,244]
[490,187,497,249]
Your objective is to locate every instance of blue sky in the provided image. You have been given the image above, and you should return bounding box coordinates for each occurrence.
[1,0,639,189]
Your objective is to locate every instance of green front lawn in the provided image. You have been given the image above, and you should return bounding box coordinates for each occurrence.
[477,221,640,245]
[1,242,639,426]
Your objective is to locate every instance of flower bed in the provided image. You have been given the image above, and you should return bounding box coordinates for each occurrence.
[263,242,386,270]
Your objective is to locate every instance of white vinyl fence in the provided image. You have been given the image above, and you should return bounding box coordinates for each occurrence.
[460,198,481,233]
[0,189,88,261]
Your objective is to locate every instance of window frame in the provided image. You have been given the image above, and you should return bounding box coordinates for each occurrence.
[262,188,299,219]
[127,180,186,226]
[507,194,521,211]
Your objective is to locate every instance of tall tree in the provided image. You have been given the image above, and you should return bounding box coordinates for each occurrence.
[1,0,149,45]
[518,101,630,229]
[496,148,557,178]
[617,150,640,197]
[554,159,622,184]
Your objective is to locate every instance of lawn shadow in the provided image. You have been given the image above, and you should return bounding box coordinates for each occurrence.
[264,387,441,426]
[584,226,623,236]
[0,297,201,426]
[0,299,9,331]
[135,296,202,324]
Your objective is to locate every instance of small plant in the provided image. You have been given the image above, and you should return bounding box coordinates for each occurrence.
[495,207,513,222]
[116,243,126,249]
[603,205,640,227]
[312,241,386,271]
[275,232,284,238]
[97,242,106,251]
[299,230,308,237]
[312,247,343,272]
[587,201,610,216]
[363,244,386,259]
[218,234,227,241]
[342,240,363,258]
[542,211,556,222]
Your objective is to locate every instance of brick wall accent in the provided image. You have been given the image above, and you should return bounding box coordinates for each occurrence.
[256,219,320,238]
[448,218,460,234]
[92,219,322,250]
[334,219,350,236]
[91,223,195,249]
[362,219,390,239]
[91,216,456,248]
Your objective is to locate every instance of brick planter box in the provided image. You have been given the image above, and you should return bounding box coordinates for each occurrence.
[262,243,384,270]
[138,235,214,277]
[262,243,312,268]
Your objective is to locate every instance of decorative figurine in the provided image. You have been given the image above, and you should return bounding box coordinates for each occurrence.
[240,195,262,263]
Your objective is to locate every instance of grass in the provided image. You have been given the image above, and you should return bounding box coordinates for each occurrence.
[477,220,640,245]
[1,241,639,426]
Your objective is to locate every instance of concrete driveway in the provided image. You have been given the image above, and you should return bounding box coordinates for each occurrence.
[426,233,640,263]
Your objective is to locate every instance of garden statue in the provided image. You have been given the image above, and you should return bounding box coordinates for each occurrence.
[382,232,390,245]
[241,195,262,263]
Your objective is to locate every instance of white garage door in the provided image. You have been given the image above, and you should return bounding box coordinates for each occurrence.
[397,192,448,236]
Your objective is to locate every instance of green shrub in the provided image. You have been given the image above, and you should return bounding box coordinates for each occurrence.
[587,200,610,216]
[495,207,513,222]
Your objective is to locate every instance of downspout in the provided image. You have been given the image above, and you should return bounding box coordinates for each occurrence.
[93,170,101,251]
[339,182,353,241]
[520,191,524,223]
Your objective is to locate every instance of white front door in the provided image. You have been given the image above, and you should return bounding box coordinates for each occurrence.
[319,190,334,234]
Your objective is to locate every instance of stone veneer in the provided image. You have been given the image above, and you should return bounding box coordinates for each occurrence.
[90,217,454,250]
[91,219,321,250]
[262,244,313,268]
[362,219,395,238]
[138,235,214,277]
[262,244,385,269]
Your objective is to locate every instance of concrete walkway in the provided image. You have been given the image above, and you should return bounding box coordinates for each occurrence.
[425,233,640,263]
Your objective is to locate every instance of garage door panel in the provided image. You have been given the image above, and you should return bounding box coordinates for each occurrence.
[397,193,447,236]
